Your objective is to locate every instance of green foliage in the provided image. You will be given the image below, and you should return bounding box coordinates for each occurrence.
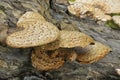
[110,13,120,17]
[106,13,120,30]
[106,20,120,30]
[0,10,4,14]
[68,0,76,2]
[0,5,6,12]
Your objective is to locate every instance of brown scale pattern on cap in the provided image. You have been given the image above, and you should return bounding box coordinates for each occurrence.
[76,41,111,64]
[59,30,94,48]
[31,47,64,71]
[40,30,94,50]
[5,11,112,71]
[6,13,59,48]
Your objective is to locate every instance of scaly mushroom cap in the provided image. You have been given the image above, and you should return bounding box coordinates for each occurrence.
[93,8,112,21]
[67,1,111,21]
[31,47,64,71]
[68,3,94,16]
[6,21,59,48]
[101,0,120,13]
[68,0,120,21]
[59,30,94,48]
[112,16,120,27]
[17,11,45,26]
[69,0,120,14]
[76,41,111,64]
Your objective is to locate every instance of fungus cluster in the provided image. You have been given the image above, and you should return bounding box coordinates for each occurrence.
[68,0,120,21]
[6,11,111,71]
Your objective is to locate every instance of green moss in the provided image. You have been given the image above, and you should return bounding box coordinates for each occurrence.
[110,13,120,17]
[68,0,76,2]
[0,5,6,12]
[0,9,5,16]
[106,20,120,30]
[105,13,120,30]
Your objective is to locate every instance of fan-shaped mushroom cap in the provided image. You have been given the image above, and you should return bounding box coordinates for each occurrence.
[68,3,94,16]
[67,1,112,21]
[68,0,120,21]
[76,41,111,64]
[6,21,60,48]
[69,0,120,14]
[101,0,120,13]
[17,12,45,26]
[93,8,112,21]
[59,30,94,48]
[112,16,120,27]
[31,47,64,71]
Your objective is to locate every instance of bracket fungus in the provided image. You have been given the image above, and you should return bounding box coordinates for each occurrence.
[31,47,64,71]
[68,0,120,21]
[76,41,111,64]
[17,12,46,26]
[59,30,94,48]
[40,30,94,50]
[6,11,111,71]
[6,12,59,48]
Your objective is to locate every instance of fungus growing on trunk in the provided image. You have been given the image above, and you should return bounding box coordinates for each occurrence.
[59,30,94,48]
[31,47,64,71]
[68,0,120,21]
[76,41,111,64]
[6,11,111,71]
[6,12,59,48]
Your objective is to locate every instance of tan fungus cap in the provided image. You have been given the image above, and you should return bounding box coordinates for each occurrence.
[17,11,45,25]
[76,41,111,63]
[31,47,64,71]
[6,21,59,48]
[59,30,94,48]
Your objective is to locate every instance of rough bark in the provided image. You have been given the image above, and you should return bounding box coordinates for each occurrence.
[0,0,120,80]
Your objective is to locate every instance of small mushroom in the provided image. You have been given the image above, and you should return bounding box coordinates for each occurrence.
[31,47,64,71]
[76,41,111,64]
[112,16,120,27]
[6,12,59,48]
[59,30,94,48]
